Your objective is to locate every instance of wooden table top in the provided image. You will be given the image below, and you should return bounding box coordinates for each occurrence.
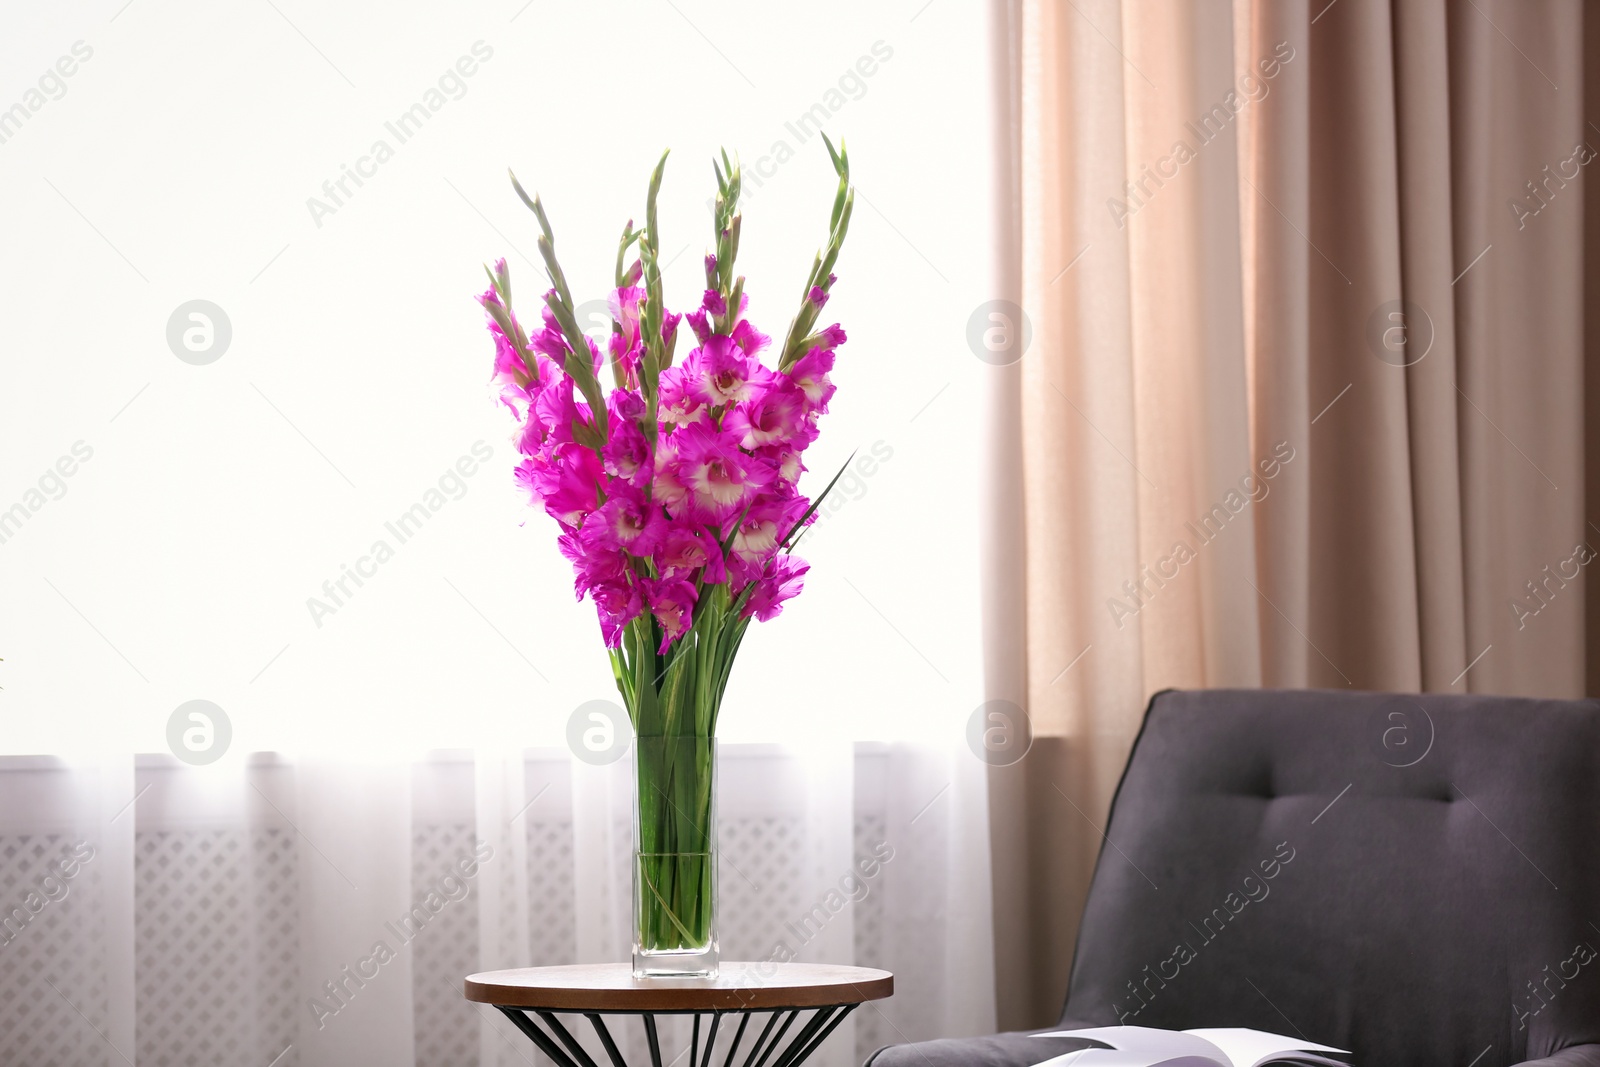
[464,962,893,1012]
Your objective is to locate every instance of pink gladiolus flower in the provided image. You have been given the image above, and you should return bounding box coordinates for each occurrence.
[561,530,623,595]
[690,335,755,407]
[788,348,836,413]
[724,552,764,591]
[725,377,808,449]
[513,409,545,458]
[610,338,642,385]
[529,371,592,449]
[516,444,603,527]
[685,309,712,346]
[561,530,644,646]
[819,323,847,349]
[646,576,698,651]
[529,300,572,365]
[481,287,536,416]
[556,529,591,593]
[651,436,691,513]
[807,276,835,309]
[582,336,605,380]
[603,417,650,485]
[702,289,727,317]
[581,485,667,556]
[657,366,706,428]
[609,286,645,347]
[607,287,646,385]
[594,577,645,646]
[511,361,568,455]
[758,444,806,488]
[672,422,773,522]
[742,555,810,621]
[530,292,606,379]
[729,496,808,562]
[730,319,770,357]
[609,387,646,423]
[658,523,727,583]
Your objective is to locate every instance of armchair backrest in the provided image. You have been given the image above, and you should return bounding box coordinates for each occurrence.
[1061,689,1600,1066]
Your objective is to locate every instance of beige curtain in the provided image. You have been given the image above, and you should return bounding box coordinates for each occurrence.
[985,0,1596,1030]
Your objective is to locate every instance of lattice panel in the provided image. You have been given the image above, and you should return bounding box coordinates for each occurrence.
[717,816,809,961]
[527,817,576,966]
[134,827,299,1067]
[411,821,483,1067]
[0,833,114,1067]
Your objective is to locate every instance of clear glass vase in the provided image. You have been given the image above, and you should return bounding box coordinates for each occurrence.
[632,735,717,977]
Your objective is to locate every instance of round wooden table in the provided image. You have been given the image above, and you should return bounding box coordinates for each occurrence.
[464,962,893,1067]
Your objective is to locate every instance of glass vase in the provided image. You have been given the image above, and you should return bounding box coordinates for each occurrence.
[632,735,717,977]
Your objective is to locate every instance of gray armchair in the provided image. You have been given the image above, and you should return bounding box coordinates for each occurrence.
[870,689,1600,1067]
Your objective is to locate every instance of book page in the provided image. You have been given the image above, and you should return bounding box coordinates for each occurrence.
[1032,1026,1231,1067]
[1181,1028,1348,1067]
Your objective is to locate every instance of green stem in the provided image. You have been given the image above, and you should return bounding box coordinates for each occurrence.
[633,733,715,952]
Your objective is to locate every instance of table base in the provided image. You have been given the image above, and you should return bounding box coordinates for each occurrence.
[496,1004,859,1067]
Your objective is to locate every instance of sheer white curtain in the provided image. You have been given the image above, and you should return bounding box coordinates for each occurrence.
[0,0,1000,1062]
[0,746,990,1067]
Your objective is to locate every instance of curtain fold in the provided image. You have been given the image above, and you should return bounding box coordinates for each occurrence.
[291,760,418,1067]
[474,750,534,1067]
[988,0,1597,1030]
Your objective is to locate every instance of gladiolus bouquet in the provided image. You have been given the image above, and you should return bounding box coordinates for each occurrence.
[476,140,854,973]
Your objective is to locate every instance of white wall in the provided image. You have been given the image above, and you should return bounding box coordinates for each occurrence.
[0,0,995,758]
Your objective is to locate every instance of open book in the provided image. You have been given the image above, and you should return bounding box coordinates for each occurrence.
[1033,1026,1349,1067]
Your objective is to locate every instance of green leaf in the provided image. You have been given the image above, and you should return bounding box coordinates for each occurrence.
[631,617,662,734]
[614,220,641,288]
[508,168,539,218]
[645,149,670,251]
[572,419,607,451]
[821,130,842,173]
[717,501,755,559]
[781,448,857,550]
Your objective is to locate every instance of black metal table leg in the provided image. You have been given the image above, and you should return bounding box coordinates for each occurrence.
[643,1012,664,1067]
[770,1007,836,1067]
[786,1004,857,1067]
[741,1010,784,1067]
[700,1012,723,1067]
[720,1010,752,1067]
[540,1010,605,1067]
[497,1002,861,1067]
[499,1007,583,1067]
[588,1012,631,1067]
[750,1010,800,1067]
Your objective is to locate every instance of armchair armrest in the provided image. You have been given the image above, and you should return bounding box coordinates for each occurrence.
[864,1030,1098,1067]
[1517,1047,1600,1067]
